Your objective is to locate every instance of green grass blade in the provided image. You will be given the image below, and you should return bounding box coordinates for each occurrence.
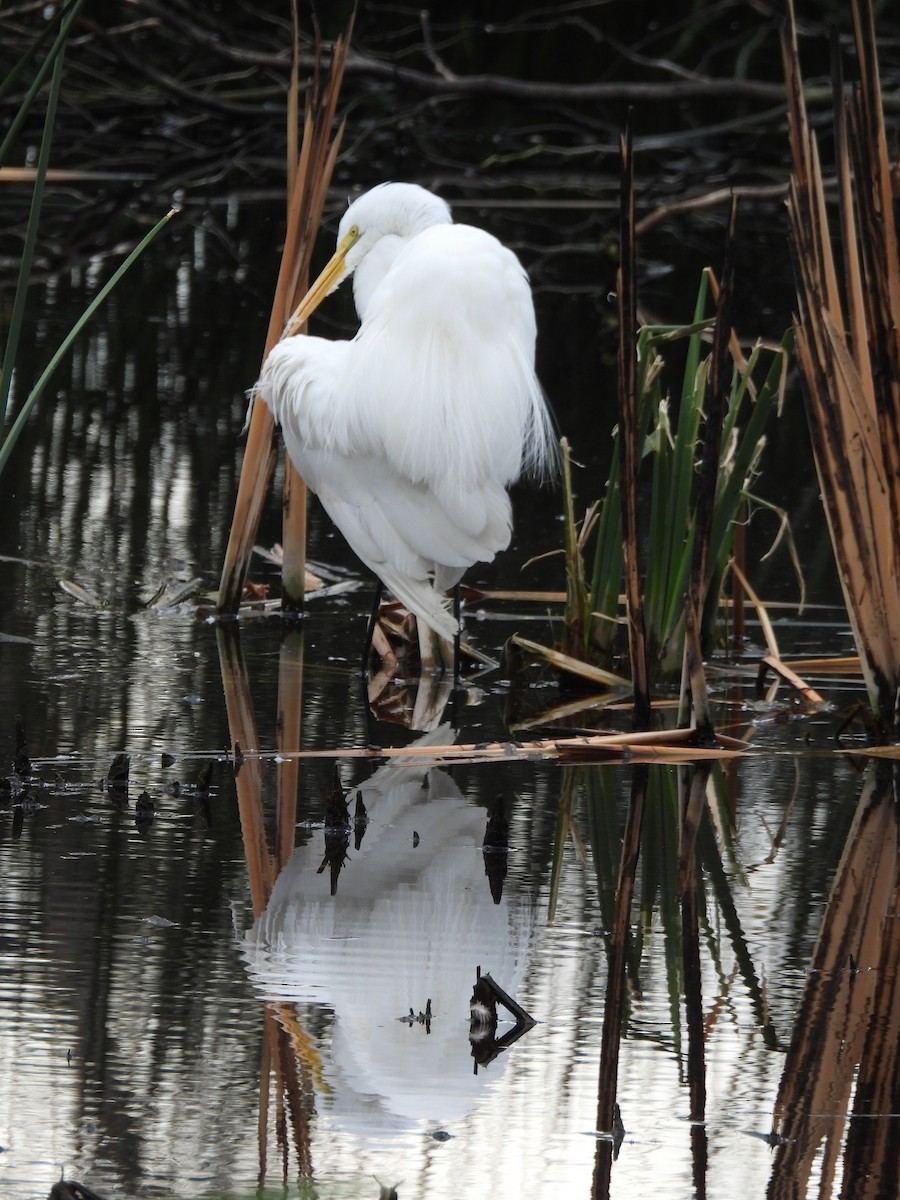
[1,0,88,424]
[0,45,66,425]
[645,277,712,652]
[708,334,791,578]
[582,277,786,673]
[0,9,55,106]
[651,362,708,653]
[0,0,85,168]
[0,208,178,477]
[560,438,589,654]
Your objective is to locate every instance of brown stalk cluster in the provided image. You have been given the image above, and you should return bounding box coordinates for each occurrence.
[783,0,900,741]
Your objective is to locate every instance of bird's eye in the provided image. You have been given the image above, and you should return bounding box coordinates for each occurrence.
[349,224,360,239]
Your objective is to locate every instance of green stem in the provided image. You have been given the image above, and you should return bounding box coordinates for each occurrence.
[0,209,178,478]
[0,0,84,164]
[0,48,66,425]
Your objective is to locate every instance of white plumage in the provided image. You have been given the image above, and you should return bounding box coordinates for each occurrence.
[257,182,556,650]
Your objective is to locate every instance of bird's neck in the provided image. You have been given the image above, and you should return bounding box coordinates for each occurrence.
[352,234,406,323]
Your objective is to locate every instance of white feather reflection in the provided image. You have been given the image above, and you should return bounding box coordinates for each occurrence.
[242,729,535,1134]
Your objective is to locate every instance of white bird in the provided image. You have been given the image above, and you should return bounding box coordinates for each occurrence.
[257,182,556,666]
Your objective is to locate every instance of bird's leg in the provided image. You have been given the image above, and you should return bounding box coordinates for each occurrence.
[417,617,438,672]
[362,581,384,674]
[415,617,456,675]
[417,586,460,676]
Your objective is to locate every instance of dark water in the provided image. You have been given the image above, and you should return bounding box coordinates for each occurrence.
[3,5,899,1198]
[1,224,886,1199]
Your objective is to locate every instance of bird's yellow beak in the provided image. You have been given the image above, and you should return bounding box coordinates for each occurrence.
[283,225,361,338]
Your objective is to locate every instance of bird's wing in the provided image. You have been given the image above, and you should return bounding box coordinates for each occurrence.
[312,460,458,637]
[258,334,353,453]
[309,451,511,569]
[258,337,511,637]
[260,335,512,567]
[308,452,509,640]
[348,223,557,488]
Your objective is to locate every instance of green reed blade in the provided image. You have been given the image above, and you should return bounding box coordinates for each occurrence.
[0,0,85,167]
[0,47,66,426]
[0,209,178,477]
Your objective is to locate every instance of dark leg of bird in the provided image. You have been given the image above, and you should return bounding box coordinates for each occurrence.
[361,580,384,674]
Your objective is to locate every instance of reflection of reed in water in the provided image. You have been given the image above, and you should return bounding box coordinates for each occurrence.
[767,763,900,1199]
[242,732,536,1135]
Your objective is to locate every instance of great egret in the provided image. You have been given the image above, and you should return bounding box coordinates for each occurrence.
[257,182,556,665]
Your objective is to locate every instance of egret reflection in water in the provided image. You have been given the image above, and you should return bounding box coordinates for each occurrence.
[242,729,536,1135]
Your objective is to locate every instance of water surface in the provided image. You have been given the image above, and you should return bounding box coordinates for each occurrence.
[2,6,896,1197]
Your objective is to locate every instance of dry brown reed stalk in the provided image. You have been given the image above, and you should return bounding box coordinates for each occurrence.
[617,112,651,729]
[782,656,861,676]
[217,17,352,614]
[757,656,824,707]
[560,437,591,657]
[228,725,748,766]
[782,0,900,740]
[510,633,630,690]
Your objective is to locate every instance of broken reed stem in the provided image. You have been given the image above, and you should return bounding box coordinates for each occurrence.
[692,198,737,615]
[681,596,714,736]
[731,510,746,648]
[560,437,590,657]
[218,410,280,614]
[287,0,301,201]
[679,198,737,739]
[281,460,308,610]
[617,111,651,729]
[217,19,352,615]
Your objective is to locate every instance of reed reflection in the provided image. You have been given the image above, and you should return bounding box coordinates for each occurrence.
[217,624,536,1190]
[592,765,646,1198]
[218,623,314,1182]
[589,762,778,1200]
[767,761,900,1200]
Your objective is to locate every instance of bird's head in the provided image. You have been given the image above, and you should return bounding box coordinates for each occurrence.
[282,183,452,336]
[337,182,452,273]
